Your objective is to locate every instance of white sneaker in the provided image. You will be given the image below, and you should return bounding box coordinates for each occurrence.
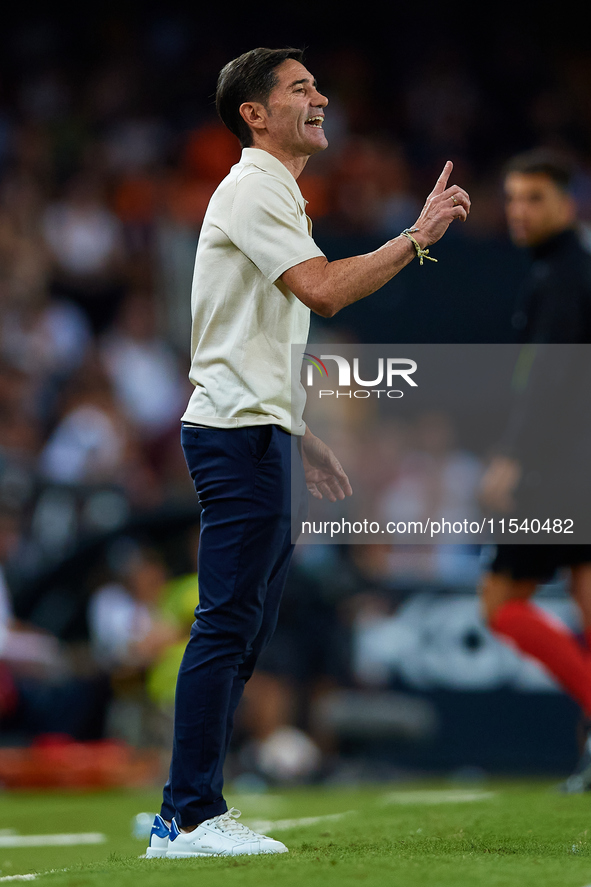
[144,814,171,858]
[166,808,288,857]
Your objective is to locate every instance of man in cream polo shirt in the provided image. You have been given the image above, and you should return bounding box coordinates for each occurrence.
[147,47,470,860]
[182,145,320,436]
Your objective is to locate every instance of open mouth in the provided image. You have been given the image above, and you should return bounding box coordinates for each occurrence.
[305,116,324,128]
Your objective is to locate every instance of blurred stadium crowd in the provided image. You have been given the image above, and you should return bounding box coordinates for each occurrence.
[0,5,590,784]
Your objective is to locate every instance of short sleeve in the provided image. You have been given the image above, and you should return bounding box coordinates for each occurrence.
[229,171,325,282]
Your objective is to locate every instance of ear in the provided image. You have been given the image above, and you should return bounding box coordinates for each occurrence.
[238,101,268,136]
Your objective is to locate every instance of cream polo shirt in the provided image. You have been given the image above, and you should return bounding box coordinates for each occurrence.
[181,147,325,436]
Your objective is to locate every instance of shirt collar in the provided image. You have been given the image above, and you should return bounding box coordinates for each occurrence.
[240,148,307,211]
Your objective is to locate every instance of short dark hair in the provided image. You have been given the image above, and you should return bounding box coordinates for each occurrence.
[216,47,305,148]
[502,147,575,192]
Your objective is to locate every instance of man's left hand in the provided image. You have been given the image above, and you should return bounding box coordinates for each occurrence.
[302,428,353,502]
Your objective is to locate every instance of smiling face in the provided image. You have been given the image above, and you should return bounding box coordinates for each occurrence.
[239,58,328,176]
[504,171,576,247]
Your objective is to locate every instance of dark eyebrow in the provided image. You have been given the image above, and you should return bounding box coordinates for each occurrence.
[288,77,318,89]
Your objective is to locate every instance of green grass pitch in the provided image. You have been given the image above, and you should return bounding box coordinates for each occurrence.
[1,779,591,886]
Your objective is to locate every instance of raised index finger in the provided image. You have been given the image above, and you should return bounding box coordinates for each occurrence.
[432,160,453,195]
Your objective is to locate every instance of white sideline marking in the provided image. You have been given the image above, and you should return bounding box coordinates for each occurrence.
[247,810,356,832]
[0,869,70,882]
[0,833,105,848]
[0,876,38,882]
[381,789,495,806]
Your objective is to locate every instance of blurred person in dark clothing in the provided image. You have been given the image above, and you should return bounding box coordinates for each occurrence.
[42,170,128,335]
[479,148,591,791]
[0,507,109,741]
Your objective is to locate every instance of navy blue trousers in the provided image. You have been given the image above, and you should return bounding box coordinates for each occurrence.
[160,424,306,827]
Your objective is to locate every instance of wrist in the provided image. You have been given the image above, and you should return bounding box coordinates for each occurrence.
[400,228,438,266]
[400,232,418,258]
[408,226,429,249]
